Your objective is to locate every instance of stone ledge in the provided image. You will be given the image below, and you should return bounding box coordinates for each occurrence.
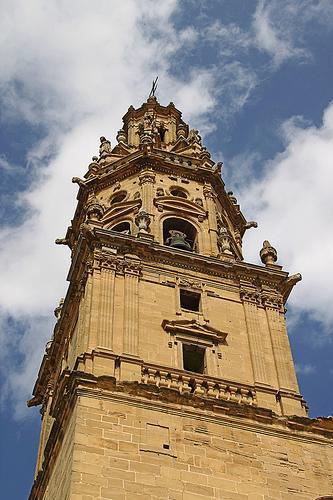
[53,370,333,441]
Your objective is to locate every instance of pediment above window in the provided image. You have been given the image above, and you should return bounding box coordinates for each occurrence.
[102,199,142,227]
[162,318,227,345]
[154,196,207,221]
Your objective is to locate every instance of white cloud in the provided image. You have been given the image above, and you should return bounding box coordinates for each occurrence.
[240,101,333,333]
[0,0,220,419]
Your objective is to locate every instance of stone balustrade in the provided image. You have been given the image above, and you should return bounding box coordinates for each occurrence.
[141,364,257,406]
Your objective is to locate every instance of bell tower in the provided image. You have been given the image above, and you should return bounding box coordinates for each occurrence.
[29,96,333,500]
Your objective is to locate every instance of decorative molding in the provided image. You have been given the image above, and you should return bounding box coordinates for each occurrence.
[102,199,142,227]
[178,278,202,290]
[162,318,228,344]
[154,195,207,221]
[240,287,283,310]
[94,251,142,276]
[139,169,156,185]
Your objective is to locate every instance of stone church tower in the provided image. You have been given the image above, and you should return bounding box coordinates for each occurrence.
[29,97,333,499]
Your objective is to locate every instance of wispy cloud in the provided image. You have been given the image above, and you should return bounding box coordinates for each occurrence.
[252,0,333,67]
[205,21,252,56]
[295,363,317,375]
[253,0,308,66]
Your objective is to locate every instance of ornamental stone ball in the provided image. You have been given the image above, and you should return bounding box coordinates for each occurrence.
[260,240,278,265]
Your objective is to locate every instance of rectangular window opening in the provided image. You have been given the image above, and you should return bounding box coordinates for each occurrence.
[180,289,201,312]
[183,344,206,374]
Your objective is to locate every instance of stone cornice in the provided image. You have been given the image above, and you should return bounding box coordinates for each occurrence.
[92,229,289,286]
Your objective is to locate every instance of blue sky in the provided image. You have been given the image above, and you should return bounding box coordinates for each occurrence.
[1,1,333,498]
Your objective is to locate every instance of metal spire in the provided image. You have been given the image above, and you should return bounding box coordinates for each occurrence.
[149,76,158,98]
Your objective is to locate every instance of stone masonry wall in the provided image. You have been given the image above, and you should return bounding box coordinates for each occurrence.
[43,406,77,500]
[66,395,333,500]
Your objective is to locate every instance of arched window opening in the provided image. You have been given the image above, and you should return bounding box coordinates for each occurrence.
[163,218,198,252]
[170,188,187,199]
[111,221,131,234]
[110,191,127,205]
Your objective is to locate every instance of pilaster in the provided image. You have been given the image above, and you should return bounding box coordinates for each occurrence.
[240,288,268,385]
[263,293,303,416]
[122,257,142,357]
[97,264,116,351]
[139,168,155,213]
[203,184,219,256]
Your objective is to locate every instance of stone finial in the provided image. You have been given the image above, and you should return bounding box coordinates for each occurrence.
[217,226,233,255]
[227,191,237,204]
[54,298,64,319]
[260,240,278,266]
[86,200,104,221]
[99,136,112,156]
[116,129,127,143]
[87,158,100,176]
[135,210,151,234]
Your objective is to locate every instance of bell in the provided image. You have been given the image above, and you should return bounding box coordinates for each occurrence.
[166,230,192,251]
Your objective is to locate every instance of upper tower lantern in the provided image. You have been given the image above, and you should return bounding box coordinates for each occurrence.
[28,97,333,500]
[68,96,258,264]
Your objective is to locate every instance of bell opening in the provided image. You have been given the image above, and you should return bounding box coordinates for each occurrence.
[163,217,197,252]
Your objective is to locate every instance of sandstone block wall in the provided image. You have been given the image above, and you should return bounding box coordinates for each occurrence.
[50,395,333,500]
[43,406,77,499]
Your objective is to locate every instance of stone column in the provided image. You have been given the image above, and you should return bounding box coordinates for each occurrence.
[203,184,219,256]
[241,289,267,384]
